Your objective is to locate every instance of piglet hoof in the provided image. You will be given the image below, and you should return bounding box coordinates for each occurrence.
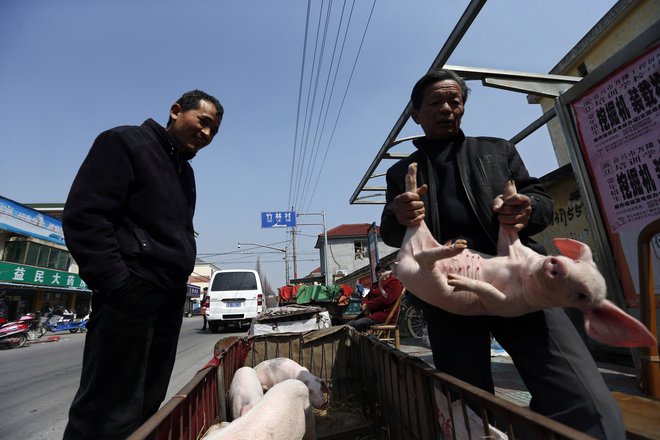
[444,239,467,251]
[447,273,467,287]
[447,273,479,293]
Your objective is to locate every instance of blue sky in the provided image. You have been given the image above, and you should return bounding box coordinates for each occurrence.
[0,0,617,289]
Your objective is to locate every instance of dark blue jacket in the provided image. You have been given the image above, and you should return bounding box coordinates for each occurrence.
[63,119,197,293]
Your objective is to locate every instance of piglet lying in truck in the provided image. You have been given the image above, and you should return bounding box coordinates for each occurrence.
[394,162,656,348]
[254,357,330,409]
[229,367,264,419]
[203,379,315,440]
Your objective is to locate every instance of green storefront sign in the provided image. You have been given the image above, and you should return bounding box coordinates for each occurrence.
[0,261,88,290]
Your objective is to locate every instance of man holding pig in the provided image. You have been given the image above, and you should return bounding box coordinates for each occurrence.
[380,69,624,439]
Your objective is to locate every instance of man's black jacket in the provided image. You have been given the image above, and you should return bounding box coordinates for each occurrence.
[380,132,554,255]
[62,119,197,293]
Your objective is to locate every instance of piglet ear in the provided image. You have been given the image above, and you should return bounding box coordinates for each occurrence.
[553,238,593,262]
[320,379,332,396]
[584,299,657,347]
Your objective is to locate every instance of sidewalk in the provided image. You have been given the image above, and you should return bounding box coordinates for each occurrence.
[398,336,660,439]
[396,336,644,407]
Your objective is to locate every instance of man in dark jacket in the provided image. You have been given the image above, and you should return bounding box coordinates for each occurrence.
[62,90,223,439]
[380,70,624,439]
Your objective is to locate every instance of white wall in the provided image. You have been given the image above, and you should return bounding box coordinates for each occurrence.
[321,237,398,280]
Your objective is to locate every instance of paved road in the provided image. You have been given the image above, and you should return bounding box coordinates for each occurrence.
[0,316,244,440]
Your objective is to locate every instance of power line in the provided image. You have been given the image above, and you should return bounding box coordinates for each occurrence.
[305,0,376,211]
[299,0,352,211]
[288,0,312,210]
[288,0,377,214]
[292,0,327,210]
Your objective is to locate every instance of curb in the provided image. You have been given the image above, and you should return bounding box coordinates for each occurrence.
[28,335,62,344]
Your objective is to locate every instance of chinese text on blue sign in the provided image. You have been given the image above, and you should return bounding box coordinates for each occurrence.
[261,211,296,228]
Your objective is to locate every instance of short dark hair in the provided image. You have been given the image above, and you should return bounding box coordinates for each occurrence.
[411,69,470,110]
[167,89,224,127]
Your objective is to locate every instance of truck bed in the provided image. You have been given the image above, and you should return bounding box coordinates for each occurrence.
[129,326,597,440]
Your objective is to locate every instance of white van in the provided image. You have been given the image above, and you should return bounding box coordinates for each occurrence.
[206,269,264,332]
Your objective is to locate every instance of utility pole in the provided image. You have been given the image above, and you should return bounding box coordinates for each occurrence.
[237,242,289,285]
[322,210,329,286]
[296,211,330,286]
[291,228,298,280]
[283,246,290,284]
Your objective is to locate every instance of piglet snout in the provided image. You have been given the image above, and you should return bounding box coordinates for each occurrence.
[543,257,568,279]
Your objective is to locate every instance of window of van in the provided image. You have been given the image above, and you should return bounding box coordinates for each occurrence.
[211,272,258,291]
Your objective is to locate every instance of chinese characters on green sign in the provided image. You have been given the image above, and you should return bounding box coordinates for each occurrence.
[0,261,87,289]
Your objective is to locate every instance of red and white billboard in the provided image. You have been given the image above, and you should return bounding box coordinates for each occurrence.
[571,44,659,306]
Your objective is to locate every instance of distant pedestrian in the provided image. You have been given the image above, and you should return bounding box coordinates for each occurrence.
[201,287,209,330]
[347,264,403,331]
[62,90,223,439]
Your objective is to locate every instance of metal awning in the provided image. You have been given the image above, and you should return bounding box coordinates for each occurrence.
[348,0,581,206]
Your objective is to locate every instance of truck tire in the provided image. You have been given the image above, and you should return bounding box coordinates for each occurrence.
[209,321,220,333]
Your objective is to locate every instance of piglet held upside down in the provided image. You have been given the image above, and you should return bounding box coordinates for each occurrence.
[393,163,656,348]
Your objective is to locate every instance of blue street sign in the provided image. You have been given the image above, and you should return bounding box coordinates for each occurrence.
[261,211,296,228]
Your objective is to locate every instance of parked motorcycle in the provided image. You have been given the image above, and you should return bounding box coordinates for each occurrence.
[43,309,89,333]
[0,319,29,349]
[18,312,47,340]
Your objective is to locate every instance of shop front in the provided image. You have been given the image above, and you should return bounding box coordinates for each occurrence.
[184,283,201,316]
[0,261,91,321]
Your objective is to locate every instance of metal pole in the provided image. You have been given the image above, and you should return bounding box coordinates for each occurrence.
[296,211,331,284]
[284,246,290,285]
[638,219,660,397]
[322,210,330,285]
[292,228,298,279]
[237,242,288,286]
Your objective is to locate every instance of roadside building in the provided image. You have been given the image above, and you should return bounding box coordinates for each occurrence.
[184,258,220,315]
[188,258,220,292]
[0,196,90,320]
[313,223,398,285]
[290,266,323,285]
